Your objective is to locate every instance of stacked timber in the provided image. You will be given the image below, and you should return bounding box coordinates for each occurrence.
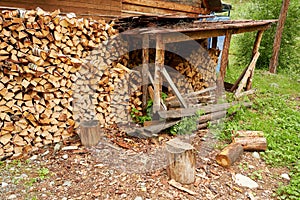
[0,8,124,159]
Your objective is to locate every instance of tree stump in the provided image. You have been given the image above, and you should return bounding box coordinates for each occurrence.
[79,120,102,146]
[166,138,196,185]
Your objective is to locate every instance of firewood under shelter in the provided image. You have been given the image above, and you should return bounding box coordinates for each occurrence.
[120,17,276,137]
[121,18,276,111]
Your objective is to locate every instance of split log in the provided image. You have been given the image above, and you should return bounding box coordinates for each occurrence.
[166,138,196,184]
[216,143,244,167]
[233,137,267,151]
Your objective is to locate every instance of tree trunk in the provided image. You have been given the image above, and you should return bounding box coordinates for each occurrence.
[269,0,290,73]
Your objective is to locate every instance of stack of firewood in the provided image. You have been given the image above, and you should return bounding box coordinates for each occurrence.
[0,8,125,159]
[0,8,221,159]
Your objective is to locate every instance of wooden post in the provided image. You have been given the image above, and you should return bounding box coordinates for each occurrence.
[269,0,290,74]
[79,120,102,146]
[166,138,196,184]
[153,34,165,113]
[252,30,264,57]
[211,37,218,49]
[219,30,232,81]
[142,34,149,112]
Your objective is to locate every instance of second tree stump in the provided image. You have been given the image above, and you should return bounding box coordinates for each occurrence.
[166,138,196,184]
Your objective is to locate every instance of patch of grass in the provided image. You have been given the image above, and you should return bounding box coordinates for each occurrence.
[220,69,300,199]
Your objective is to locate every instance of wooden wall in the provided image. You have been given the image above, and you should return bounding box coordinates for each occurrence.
[0,0,121,19]
[122,0,208,17]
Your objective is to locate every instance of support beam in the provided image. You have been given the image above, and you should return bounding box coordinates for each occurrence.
[235,52,260,96]
[161,67,187,108]
[153,34,165,113]
[231,30,264,92]
[219,30,232,81]
[142,34,149,112]
[246,30,264,90]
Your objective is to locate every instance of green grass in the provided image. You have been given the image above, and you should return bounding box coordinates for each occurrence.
[222,65,300,199]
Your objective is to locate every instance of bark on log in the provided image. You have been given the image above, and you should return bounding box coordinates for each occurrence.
[233,137,267,151]
[232,130,264,138]
[216,143,244,167]
[166,138,196,184]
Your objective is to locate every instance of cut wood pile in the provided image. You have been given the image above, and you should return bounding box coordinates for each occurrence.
[216,131,267,167]
[0,8,222,158]
[126,39,219,120]
[0,8,131,159]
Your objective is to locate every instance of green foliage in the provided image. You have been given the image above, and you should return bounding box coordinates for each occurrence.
[251,170,264,180]
[170,110,204,135]
[220,69,300,199]
[130,92,168,124]
[230,0,300,73]
[38,167,50,180]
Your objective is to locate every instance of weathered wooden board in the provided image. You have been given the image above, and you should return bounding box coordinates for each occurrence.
[0,0,121,18]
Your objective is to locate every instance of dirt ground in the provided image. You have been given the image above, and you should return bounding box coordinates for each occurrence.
[0,129,290,200]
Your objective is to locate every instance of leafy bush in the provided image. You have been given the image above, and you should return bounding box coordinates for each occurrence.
[231,0,299,73]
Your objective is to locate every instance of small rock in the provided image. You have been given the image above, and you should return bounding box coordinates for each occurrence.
[19,173,28,179]
[8,194,17,199]
[63,181,72,187]
[248,165,255,169]
[246,191,257,200]
[49,181,55,186]
[140,182,147,192]
[29,155,38,161]
[134,197,143,200]
[234,174,259,189]
[54,143,61,152]
[281,173,290,180]
[252,152,260,159]
[62,154,69,160]
[120,194,127,198]
[1,182,8,187]
[270,83,279,88]
[62,198,67,200]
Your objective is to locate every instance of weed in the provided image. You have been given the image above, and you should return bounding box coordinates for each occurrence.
[251,170,263,180]
[170,110,204,135]
[25,178,38,186]
[38,167,49,180]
